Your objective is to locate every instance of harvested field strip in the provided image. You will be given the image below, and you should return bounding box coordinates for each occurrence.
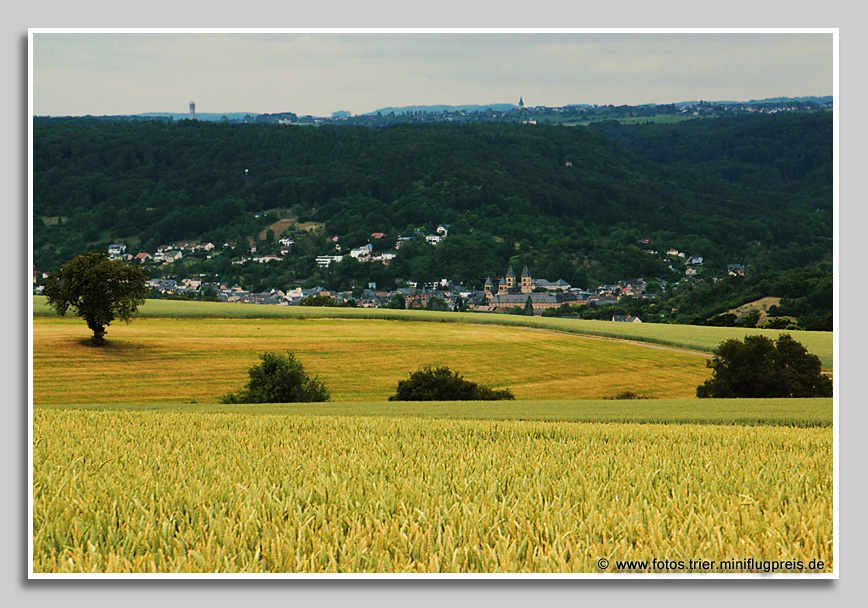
[35,397,834,428]
[33,316,713,404]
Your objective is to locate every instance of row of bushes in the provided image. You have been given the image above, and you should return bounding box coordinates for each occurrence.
[221,331,832,404]
[219,353,515,404]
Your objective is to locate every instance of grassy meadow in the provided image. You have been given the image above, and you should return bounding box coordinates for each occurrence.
[30,297,835,574]
[33,409,833,573]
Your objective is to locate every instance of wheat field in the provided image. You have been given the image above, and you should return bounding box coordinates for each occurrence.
[32,409,833,574]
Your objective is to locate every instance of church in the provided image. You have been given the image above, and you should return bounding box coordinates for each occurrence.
[484,265,578,315]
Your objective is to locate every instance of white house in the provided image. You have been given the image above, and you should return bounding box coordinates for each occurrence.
[316,255,344,268]
[107,243,126,258]
[350,244,373,259]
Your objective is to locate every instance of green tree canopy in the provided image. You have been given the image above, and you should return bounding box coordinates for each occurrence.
[697,334,832,398]
[386,293,406,309]
[300,293,339,307]
[42,251,148,345]
[220,351,330,403]
[389,366,515,401]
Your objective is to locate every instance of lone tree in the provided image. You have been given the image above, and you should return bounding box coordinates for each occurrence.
[697,334,832,398]
[220,351,330,403]
[389,365,515,401]
[43,251,148,345]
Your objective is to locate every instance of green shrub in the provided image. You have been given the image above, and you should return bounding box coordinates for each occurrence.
[389,366,515,401]
[760,316,802,330]
[607,391,649,400]
[220,351,330,403]
[697,334,832,398]
[300,294,340,307]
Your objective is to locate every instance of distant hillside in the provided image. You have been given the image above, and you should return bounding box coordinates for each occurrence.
[365,103,518,115]
[674,95,833,107]
[32,113,831,313]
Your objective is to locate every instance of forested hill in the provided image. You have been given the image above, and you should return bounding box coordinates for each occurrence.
[32,112,832,289]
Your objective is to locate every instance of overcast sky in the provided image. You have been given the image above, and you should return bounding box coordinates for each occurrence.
[31,30,834,117]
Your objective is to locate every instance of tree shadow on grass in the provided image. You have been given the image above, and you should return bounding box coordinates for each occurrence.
[75,337,150,353]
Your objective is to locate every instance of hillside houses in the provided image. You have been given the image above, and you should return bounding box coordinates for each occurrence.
[44,238,731,323]
[131,257,660,319]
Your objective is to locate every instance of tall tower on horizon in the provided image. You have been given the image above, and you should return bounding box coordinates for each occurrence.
[189,100,196,120]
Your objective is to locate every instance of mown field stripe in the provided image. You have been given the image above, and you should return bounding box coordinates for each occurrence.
[33,397,833,428]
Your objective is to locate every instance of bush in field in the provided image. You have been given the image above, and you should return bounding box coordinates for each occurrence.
[607,391,649,400]
[43,251,148,345]
[220,351,330,403]
[697,334,832,398]
[389,366,515,401]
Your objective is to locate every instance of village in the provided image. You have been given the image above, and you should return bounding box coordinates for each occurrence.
[33,229,749,323]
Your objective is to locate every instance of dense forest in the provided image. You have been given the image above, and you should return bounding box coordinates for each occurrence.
[32,112,833,324]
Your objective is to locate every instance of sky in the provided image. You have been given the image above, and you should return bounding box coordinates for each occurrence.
[30,30,834,118]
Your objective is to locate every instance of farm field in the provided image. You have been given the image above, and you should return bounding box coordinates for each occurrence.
[35,398,833,428]
[32,409,833,574]
[32,315,715,404]
[30,299,835,575]
[32,297,835,368]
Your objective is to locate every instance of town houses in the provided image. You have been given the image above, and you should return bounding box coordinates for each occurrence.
[32,230,747,324]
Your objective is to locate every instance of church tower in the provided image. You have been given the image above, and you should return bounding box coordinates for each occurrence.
[505,265,516,290]
[521,266,532,293]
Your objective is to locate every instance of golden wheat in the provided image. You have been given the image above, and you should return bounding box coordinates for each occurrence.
[32,409,833,574]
